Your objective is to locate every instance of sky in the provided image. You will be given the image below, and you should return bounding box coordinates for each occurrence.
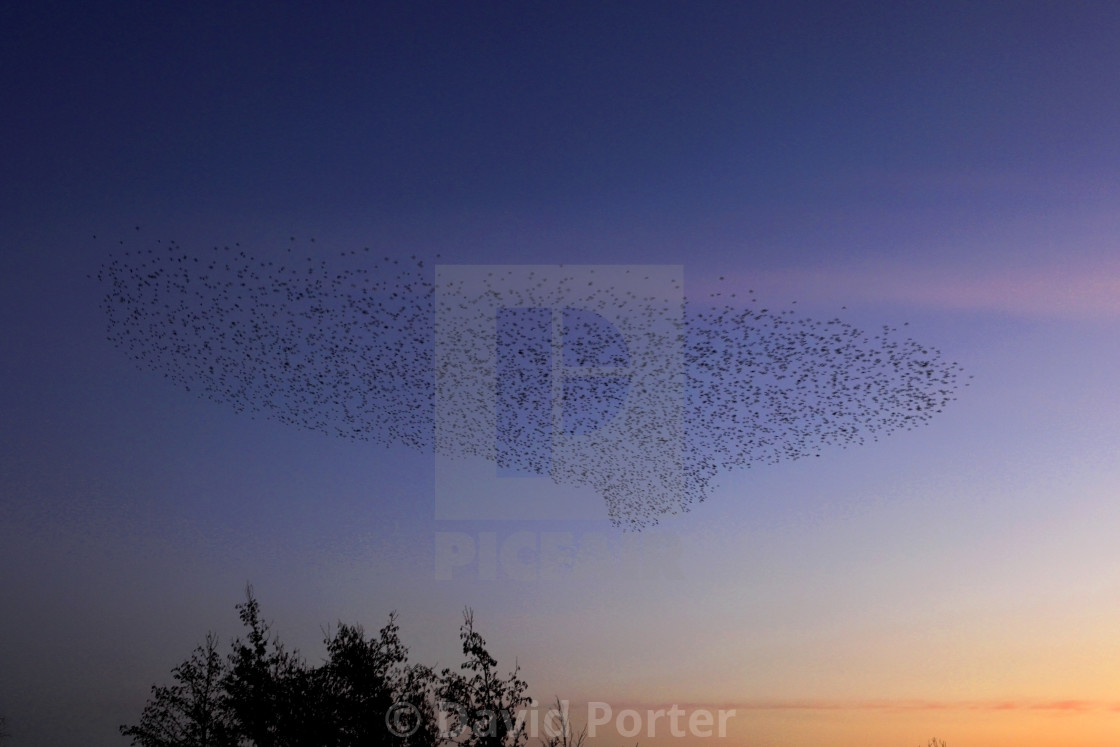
[2,2,1120,745]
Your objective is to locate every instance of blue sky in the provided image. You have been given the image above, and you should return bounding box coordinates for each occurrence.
[2,2,1120,745]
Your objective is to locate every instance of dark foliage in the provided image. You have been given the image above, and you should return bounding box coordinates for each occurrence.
[120,632,234,747]
[436,609,531,747]
[122,589,523,747]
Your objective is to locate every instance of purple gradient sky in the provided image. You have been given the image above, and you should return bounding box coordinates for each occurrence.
[2,3,1120,745]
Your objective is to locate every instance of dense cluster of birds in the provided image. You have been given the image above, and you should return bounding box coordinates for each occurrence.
[434,265,689,525]
[96,236,969,529]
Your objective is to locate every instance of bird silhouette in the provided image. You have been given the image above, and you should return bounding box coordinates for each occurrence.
[96,235,969,529]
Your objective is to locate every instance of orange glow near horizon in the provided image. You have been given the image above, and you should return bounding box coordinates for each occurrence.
[529,699,1120,746]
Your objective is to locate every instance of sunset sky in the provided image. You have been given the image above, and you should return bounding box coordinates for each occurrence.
[2,2,1120,746]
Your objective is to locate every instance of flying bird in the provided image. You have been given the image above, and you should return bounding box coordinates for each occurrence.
[96,236,968,529]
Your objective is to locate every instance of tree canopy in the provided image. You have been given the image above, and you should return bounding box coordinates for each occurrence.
[122,588,529,747]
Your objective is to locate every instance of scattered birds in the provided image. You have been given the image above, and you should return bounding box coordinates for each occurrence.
[96,236,968,529]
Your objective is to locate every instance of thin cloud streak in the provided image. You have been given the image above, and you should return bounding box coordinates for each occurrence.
[706,262,1120,319]
[603,699,1120,715]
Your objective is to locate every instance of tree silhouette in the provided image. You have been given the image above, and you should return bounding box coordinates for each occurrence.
[539,697,585,747]
[437,608,531,747]
[315,612,440,747]
[122,591,525,747]
[120,632,235,747]
[220,589,306,746]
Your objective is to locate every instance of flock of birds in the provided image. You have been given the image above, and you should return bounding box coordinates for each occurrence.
[96,235,969,529]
